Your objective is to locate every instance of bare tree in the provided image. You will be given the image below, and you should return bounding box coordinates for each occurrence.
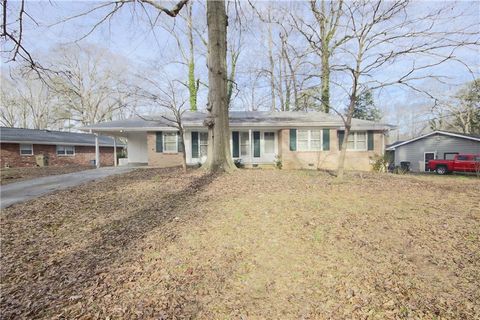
[47,44,134,126]
[292,0,349,113]
[0,70,59,129]
[133,76,189,172]
[331,1,478,178]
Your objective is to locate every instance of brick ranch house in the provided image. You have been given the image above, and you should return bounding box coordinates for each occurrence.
[81,111,394,171]
[0,127,124,168]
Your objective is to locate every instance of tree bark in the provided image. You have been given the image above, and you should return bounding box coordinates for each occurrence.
[337,70,359,179]
[187,1,198,111]
[203,0,236,172]
[321,49,330,113]
[267,16,276,112]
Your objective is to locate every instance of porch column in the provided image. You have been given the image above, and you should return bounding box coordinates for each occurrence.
[113,138,117,167]
[249,129,253,164]
[95,134,100,169]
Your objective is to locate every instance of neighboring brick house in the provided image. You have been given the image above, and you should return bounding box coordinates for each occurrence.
[0,127,124,168]
[82,111,394,171]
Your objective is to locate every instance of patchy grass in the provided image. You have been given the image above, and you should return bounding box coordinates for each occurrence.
[0,166,92,185]
[1,168,479,319]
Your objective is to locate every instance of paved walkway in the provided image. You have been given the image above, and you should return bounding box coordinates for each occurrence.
[1,167,134,209]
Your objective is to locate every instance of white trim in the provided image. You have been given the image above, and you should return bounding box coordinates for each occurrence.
[386,131,480,150]
[19,143,33,156]
[82,122,393,132]
[423,151,436,172]
[296,129,323,152]
[0,140,121,147]
[162,132,178,153]
[346,131,368,151]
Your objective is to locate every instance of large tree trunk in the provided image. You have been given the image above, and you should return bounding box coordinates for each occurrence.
[203,0,236,172]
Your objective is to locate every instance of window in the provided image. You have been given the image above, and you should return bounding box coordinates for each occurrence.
[310,130,321,151]
[346,132,367,151]
[444,152,459,160]
[20,144,33,155]
[297,129,322,151]
[199,132,208,157]
[457,155,469,161]
[240,132,250,156]
[264,132,275,153]
[163,132,177,152]
[56,145,75,156]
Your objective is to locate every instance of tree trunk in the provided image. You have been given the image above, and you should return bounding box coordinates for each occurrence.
[179,129,187,173]
[337,72,359,179]
[203,0,236,172]
[187,1,198,111]
[321,50,330,113]
[267,17,276,111]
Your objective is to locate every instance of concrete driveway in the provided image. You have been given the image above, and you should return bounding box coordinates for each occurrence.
[1,167,134,209]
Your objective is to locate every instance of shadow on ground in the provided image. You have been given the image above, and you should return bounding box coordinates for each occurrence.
[0,169,216,319]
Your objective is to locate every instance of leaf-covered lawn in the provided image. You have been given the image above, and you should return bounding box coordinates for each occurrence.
[1,168,479,319]
[0,166,91,185]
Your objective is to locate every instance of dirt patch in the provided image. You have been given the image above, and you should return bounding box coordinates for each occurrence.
[0,166,92,185]
[1,168,479,319]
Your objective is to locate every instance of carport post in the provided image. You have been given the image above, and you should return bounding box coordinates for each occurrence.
[95,134,100,169]
[113,138,117,167]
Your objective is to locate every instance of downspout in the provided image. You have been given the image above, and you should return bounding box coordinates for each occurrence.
[95,133,100,169]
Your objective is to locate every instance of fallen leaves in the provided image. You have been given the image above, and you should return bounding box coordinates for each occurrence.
[0,168,479,319]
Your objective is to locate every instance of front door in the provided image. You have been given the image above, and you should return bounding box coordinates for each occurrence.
[262,132,276,162]
[424,152,435,171]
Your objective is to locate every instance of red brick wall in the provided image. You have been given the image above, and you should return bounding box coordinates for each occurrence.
[0,143,118,168]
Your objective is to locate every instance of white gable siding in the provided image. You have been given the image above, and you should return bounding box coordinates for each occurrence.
[394,133,480,171]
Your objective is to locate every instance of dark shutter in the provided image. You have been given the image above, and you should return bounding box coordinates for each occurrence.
[156,131,163,153]
[367,131,374,151]
[289,129,297,151]
[322,129,330,151]
[177,132,184,153]
[338,130,345,150]
[232,131,240,158]
[253,131,260,157]
[191,131,199,158]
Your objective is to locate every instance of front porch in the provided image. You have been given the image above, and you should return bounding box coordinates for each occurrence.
[188,129,280,166]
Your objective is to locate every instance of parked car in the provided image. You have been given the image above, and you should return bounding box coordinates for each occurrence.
[428,154,480,175]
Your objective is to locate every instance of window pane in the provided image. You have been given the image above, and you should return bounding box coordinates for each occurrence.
[347,133,355,142]
[298,140,308,151]
[240,132,250,156]
[264,132,275,153]
[347,141,355,149]
[20,144,32,155]
[356,141,366,150]
[66,146,75,155]
[311,130,321,140]
[200,132,208,144]
[311,140,322,151]
[200,145,208,157]
[163,133,177,152]
[356,132,366,142]
[56,145,65,155]
[297,130,308,140]
[164,142,176,152]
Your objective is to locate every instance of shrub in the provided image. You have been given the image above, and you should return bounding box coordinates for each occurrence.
[371,154,389,172]
[274,155,282,169]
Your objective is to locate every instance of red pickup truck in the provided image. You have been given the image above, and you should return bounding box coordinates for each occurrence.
[428,154,480,175]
